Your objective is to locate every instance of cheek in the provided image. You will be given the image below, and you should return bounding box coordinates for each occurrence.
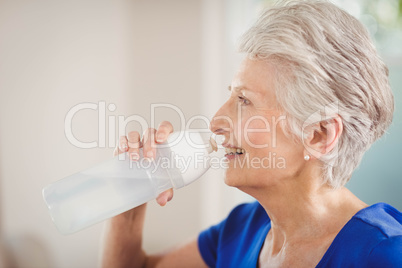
[239,116,273,149]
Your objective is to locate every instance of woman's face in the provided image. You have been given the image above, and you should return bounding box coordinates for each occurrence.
[210,58,306,189]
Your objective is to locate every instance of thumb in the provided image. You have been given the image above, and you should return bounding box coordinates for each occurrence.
[156,188,174,206]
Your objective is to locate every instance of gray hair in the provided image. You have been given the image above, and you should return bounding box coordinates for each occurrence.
[239,0,394,188]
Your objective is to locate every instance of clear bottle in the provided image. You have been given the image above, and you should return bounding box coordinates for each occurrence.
[42,131,215,235]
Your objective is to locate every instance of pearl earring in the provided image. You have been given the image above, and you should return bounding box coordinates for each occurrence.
[304,155,310,161]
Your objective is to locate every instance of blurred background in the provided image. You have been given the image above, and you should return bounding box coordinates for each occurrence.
[0,0,401,267]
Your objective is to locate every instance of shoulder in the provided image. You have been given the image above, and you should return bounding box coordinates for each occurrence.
[356,203,402,267]
[319,203,402,267]
[353,202,402,238]
[367,235,402,267]
[326,203,402,267]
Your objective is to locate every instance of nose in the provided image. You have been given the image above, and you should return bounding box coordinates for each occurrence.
[209,102,233,135]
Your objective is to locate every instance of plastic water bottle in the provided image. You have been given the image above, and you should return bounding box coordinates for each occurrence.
[42,131,216,234]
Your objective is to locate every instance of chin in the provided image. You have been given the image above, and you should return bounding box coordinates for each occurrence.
[223,170,236,186]
[223,169,245,187]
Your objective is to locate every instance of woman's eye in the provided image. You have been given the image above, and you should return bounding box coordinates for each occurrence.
[238,96,250,105]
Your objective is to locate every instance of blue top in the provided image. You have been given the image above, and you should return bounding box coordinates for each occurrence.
[198,202,402,267]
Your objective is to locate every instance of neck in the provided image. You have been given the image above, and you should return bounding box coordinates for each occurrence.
[239,175,367,254]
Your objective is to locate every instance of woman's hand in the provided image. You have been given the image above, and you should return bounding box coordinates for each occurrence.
[101,121,176,268]
[102,121,207,268]
[113,121,175,206]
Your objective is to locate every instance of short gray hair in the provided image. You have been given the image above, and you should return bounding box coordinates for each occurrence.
[239,0,394,188]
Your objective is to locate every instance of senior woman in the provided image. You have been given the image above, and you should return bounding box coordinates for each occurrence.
[101,1,402,267]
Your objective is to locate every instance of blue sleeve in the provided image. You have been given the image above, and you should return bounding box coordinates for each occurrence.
[368,236,402,267]
[197,218,227,268]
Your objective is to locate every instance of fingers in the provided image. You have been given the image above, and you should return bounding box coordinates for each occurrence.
[156,121,174,143]
[111,123,175,206]
[114,121,174,161]
[142,128,157,160]
[127,131,141,161]
[113,136,129,157]
[156,188,174,206]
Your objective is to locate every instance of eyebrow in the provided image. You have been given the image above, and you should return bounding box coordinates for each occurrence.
[228,86,250,92]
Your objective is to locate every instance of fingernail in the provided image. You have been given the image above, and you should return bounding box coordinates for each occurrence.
[156,134,165,143]
[131,153,139,160]
[146,151,154,160]
[121,143,128,151]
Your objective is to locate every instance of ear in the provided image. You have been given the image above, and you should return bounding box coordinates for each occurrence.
[303,114,343,160]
